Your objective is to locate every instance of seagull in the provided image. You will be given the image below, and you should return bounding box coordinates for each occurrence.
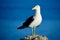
[17,5,42,37]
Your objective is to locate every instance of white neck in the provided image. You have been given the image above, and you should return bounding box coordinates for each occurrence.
[35,9,41,16]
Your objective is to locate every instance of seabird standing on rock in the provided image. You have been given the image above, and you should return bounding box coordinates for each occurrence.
[17,5,42,37]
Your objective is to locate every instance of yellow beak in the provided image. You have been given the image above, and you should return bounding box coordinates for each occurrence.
[32,8,35,10]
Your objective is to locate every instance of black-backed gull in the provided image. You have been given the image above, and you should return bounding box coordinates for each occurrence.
[17,5,42,37]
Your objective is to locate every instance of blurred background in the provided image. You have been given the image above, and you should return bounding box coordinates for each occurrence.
[0,0,60,40]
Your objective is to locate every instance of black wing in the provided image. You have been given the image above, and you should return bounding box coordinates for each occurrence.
[17,16,34,29]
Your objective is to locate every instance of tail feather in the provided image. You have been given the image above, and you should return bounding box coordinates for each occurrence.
[17,26,27,29]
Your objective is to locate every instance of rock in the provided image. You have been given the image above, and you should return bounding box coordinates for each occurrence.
[24,35,48,40]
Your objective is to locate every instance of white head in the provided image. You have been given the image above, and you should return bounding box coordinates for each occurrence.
[32,5,40,10]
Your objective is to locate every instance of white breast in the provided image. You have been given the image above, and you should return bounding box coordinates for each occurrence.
[29,15,42,28]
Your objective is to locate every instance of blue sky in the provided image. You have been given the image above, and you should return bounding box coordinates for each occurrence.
[0,0,60,40]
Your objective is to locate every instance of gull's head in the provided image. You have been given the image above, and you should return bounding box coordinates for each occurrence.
[32,5,40,10]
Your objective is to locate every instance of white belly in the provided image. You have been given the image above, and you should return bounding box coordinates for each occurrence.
[29,16,42,28]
